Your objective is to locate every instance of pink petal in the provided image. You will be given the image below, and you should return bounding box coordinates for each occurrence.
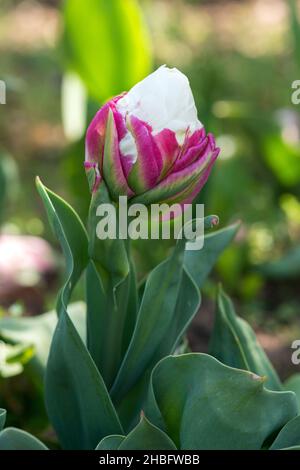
[127,115,163,193]
[173,148,220,206]
[131,138,220,205]
[85,103,109,167]
[174,138,209,172]
[154,128,180,179]
[85,94,126,168]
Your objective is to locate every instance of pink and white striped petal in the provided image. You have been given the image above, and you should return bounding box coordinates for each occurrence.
[102,110,135,199]
[131,140,219,205]
[154,128,180,179]
[127,115,163,194]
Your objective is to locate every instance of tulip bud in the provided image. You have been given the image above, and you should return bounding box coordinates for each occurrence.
[85,65,219,206]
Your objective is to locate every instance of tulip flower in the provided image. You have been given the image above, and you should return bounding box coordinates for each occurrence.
[85,65,219,206]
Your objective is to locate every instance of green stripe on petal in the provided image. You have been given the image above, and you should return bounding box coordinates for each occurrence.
[103,110,134,200]
[127,115,162,194]
[131,148,214,205]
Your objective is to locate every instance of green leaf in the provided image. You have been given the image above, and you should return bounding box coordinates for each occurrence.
[114,222,239,429]
[85,261,107,363]
[270,415,300,449]
[110,238,188,402]
[36,177,88,312]
[0,428,48,450]
[96,417,177,450]
[0,409,6,431]
[122,256,138,355]
[45,311,123,449]
[114,267,200,432]
[88,181,129,289]
[148,354,298,450]
[184,222,240,288]
[209,286,283,391]
[63,0,152,102]
[87,182,133,386]
[118,416,177,450]
[280,445,300,450]
[37,180,123,449]
[285,374,300,409]
[96,435,125,450]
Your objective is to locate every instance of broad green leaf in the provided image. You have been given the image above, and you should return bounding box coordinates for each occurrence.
[36,177,88,311]
[159,268,200,357]
[85,261,107,367]
[96,418,177,450]
[118,416,177,450]
[114,267,200,432]
[96,435,125,450]
[148,354,298,450]
[270,415,300,449]
[285,374,300,409]
[0,409,6,431]
[45,311,123,449]
[184,222,240,288]
[63,0,152,101]
[86,254,138,383]
[137,216,230,298]
[0,302,86,378]
[110,238,187,402]
[0,428,48,450]
[114,222,239,429]
[209,286,282,391]
[37,181,123,449]
[122,256,138,355]
[280,445,300,450]
[88,181,129,289]
[87,181,132,386]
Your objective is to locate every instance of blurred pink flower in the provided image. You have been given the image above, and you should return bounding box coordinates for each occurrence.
[0,235,57,310]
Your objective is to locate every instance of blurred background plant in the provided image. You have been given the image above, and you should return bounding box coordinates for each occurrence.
[0,0,299,437]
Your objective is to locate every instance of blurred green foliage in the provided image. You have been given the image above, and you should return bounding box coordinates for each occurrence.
[62,0,152,102]
[0,152,19,223]
[0,0,299,351]
[0,0,299,439]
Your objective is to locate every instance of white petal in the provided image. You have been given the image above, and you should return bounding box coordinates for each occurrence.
[117,65,202,147]
[119,132,138,163]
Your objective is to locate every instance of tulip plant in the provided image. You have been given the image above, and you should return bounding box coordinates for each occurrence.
[0,67,300,451]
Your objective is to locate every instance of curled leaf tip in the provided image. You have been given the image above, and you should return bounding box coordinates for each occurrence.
[250,372,266,383]
[35,175,42,186]
[211,215,219,227]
